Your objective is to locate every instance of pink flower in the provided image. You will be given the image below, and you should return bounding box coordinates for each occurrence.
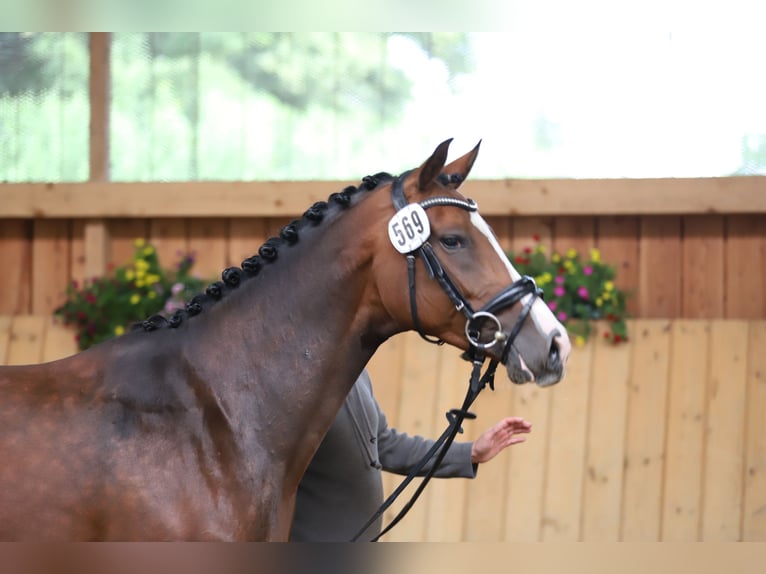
[557,311,568,322]
[553,286,565,297]
[548,301,558,311]
[577,286,589,299]
[555,275,565,285]
[583,266,593,276]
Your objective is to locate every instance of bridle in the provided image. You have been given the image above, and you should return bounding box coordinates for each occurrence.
[391,169,543,364]
[350,171,543,542]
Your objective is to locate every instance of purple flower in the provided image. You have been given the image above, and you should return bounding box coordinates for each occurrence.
[578,286,589,299]
[557,311,568,322]
[583,266,593,276]
[553,286,565,297]
[555,275,565,285]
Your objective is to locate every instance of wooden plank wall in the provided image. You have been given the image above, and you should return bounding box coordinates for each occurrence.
[1,316,764,542]
[1,213,765,319]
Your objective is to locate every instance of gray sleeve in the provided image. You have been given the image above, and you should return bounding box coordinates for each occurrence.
[375,399,477,479]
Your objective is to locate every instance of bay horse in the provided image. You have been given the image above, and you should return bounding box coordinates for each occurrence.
[0,139,570,541]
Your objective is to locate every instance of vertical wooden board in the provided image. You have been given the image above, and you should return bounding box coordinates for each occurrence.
[84,220,111,280]
[31,220,72,315]
[6,315,46,365]
[620,319,672,541]
[701,320,748,540]
[485,216,513,253]
[553,216,597,260]
[725,215,766,319]
[108,219,151,269]
[638,217,682,318]
[423,348,473,541]
[42,316,79,363]
[661,319,709,541]
[149,218,189,271]
[69,220,87,287]
[743,321,766,540]
[0,221,32,314]
[682,216,725,319]
[380,335,443,542]
[188,218,227,282]
[540,337,593,541]
[462,366,517,541]
[502,380,552,541]
[509,217,554,254]
[0,316,11,364]
[581,321,632,541]
[596,217,639,318]
[227,218,269,267]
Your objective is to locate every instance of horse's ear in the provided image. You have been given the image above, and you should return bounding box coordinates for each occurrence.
[442,140,481,187]
[418,138,453,190]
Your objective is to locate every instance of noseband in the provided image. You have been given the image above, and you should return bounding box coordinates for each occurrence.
[389,170,543,364]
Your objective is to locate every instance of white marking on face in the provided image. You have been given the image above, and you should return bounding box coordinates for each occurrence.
[468,211,570,357]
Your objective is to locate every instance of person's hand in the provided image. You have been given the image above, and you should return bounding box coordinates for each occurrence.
[470,417,532,464]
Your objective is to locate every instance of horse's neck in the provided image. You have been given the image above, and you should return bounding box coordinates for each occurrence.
[181,211,388,483]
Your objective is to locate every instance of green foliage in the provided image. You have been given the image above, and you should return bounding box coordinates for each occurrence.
[54,239,206,350]
[508,238,630,346]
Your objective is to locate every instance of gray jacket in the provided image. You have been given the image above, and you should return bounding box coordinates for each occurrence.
[290,370,477,542]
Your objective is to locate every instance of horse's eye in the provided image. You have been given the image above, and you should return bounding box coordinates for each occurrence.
[439,235,465,250]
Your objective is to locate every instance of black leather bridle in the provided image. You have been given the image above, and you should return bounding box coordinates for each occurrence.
[391,170,543,364]
[350,171,544,542]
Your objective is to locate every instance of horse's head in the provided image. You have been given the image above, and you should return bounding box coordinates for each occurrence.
[375,139,571,387]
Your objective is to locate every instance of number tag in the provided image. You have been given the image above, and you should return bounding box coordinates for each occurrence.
[388,204,431,254]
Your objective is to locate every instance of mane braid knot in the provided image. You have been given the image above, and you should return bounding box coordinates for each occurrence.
[222,267,243,287]
[206,281,225,300]
[241,256,263,276]
[280,224,299,244]
[259,243,278,262]
[142,314,168,331]
[185,295,204,316]
[168,310,185,328]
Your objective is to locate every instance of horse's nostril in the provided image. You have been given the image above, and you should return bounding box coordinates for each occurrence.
[549,337,560,363]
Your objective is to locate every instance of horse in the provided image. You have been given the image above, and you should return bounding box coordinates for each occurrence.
[0,139,570,541]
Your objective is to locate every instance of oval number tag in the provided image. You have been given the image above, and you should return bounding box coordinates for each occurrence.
[388,203,431,254]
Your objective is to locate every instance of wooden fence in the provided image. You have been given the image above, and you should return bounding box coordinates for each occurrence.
[2,316,764,542]
[2,175,766,321]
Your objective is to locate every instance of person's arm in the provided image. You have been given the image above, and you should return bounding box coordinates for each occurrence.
[376,398,532,479]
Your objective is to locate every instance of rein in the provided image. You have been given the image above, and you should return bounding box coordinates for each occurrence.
[350,171,542,542]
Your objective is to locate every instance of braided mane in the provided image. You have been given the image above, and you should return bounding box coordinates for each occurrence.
[134,172,394,334]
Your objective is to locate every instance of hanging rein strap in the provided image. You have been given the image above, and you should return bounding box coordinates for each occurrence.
[351,355,499,542]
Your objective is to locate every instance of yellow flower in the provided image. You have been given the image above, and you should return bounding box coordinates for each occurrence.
[604,281,614,292]
[147,291,157,299]
[145,273,161,285]
[125,269,135,281]
[114,325,125,336]
[135,259,149,272]
[602,291,611,301]
[142,246,155,257]
[575,335,586,347]
[590,248,601,263]
[567,248,577,259]
[534,271,553,286]
[596,297,603,307]
[134,238,146,248]
[135,279,145,288]
[535,244,546,253]
[564,260,575,273]
[130,294,140,305]
[552,253,561,263]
